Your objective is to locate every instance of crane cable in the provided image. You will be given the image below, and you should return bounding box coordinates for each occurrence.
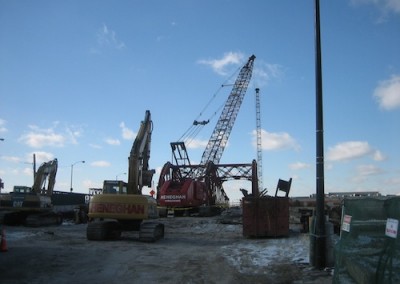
[178,65,242,145]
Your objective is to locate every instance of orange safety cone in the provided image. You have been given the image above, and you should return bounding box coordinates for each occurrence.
[0,227,8,252]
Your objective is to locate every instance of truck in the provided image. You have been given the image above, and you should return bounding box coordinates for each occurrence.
[86,110,164,242]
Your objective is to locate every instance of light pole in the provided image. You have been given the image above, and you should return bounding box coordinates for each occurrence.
[70,160,85,192]
[116,172,126,181]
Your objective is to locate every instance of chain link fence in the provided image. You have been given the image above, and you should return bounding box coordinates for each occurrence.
[333,196,400,283]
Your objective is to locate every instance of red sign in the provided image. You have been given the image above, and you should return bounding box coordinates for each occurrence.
[386,218,398,238]
[91,203,145,215]
[342,215,352,232]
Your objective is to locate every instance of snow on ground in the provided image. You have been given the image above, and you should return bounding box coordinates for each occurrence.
[221,234,310,274]
[2,217,334,283]
[164,216,313,275]
[4,230,37,241]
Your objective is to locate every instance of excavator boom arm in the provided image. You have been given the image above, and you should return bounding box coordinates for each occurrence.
[32,159,58,196]
[127,110,154,194]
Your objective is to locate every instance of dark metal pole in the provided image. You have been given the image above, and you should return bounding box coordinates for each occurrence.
[314,0,326,269]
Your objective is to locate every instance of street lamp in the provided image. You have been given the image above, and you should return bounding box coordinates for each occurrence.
[70,160,85,192]
[116,172,126,181]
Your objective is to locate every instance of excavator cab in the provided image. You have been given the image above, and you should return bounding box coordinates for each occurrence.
[13,186,33,194]
[102,180,127,194]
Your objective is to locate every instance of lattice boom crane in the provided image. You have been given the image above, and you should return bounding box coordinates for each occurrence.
[200,54,256,165]
[157,55,257,212]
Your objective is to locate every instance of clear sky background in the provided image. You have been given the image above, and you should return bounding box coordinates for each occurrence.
[1,0,399,203]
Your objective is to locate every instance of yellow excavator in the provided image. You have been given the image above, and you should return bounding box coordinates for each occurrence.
[87,110,164,242]
[0,158,62,226]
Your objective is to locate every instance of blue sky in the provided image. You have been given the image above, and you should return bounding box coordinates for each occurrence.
[1,0,399,203]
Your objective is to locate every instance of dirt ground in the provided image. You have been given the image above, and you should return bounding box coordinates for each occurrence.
[0,216,333,284]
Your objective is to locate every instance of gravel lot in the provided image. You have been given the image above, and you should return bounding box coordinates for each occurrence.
[0,217,333,284]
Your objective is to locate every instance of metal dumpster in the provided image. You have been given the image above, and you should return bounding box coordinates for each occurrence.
[242,196,289,238]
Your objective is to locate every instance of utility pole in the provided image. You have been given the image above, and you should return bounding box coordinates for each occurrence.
[312,0,326,269]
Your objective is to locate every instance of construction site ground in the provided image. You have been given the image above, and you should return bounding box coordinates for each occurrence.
[1,216,333,284]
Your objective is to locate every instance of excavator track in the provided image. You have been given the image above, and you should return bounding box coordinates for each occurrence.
[139,221,164,242]
[86,220,122,241]
[0,211,25,225]
[24,211,63,227]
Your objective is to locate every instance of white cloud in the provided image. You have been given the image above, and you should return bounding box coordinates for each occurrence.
[0,119,7,133]
[83,179,102,190]
[19,125,66,148]
[357,164,384,176]
[350,0,384,6]
[383,176,400,187]
[373,75,400,110]
[184,138,209,149]
[253,62,284,87]
[352,164,384,183]
[156,35,167,42]
[97,24,126,50]
[120,122,136,140]
[197,54,282,89]
[373,150,386,161]
[386,0,400,13]
[257,130,299,151]
[327,141,371,161]
[91,161,111,167]
[350,0,400,14]
[326,141,374,161]
[66,126,83,145]
[23,167,34,176]
[289,162,311,170]
[105,138,120,146]
[89,143,102,149]
[1,156,21,163]
[350,0,400,21]
[27,151,54,164]
[325,163,334,170]
[197,52,245,76]
[17,123,82,149]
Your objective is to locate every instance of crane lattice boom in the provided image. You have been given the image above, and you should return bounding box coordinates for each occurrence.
[200,54,256,165]
[255,88,263,191]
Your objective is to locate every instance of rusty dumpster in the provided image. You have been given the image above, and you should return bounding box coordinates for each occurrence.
[242,196,289,238]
